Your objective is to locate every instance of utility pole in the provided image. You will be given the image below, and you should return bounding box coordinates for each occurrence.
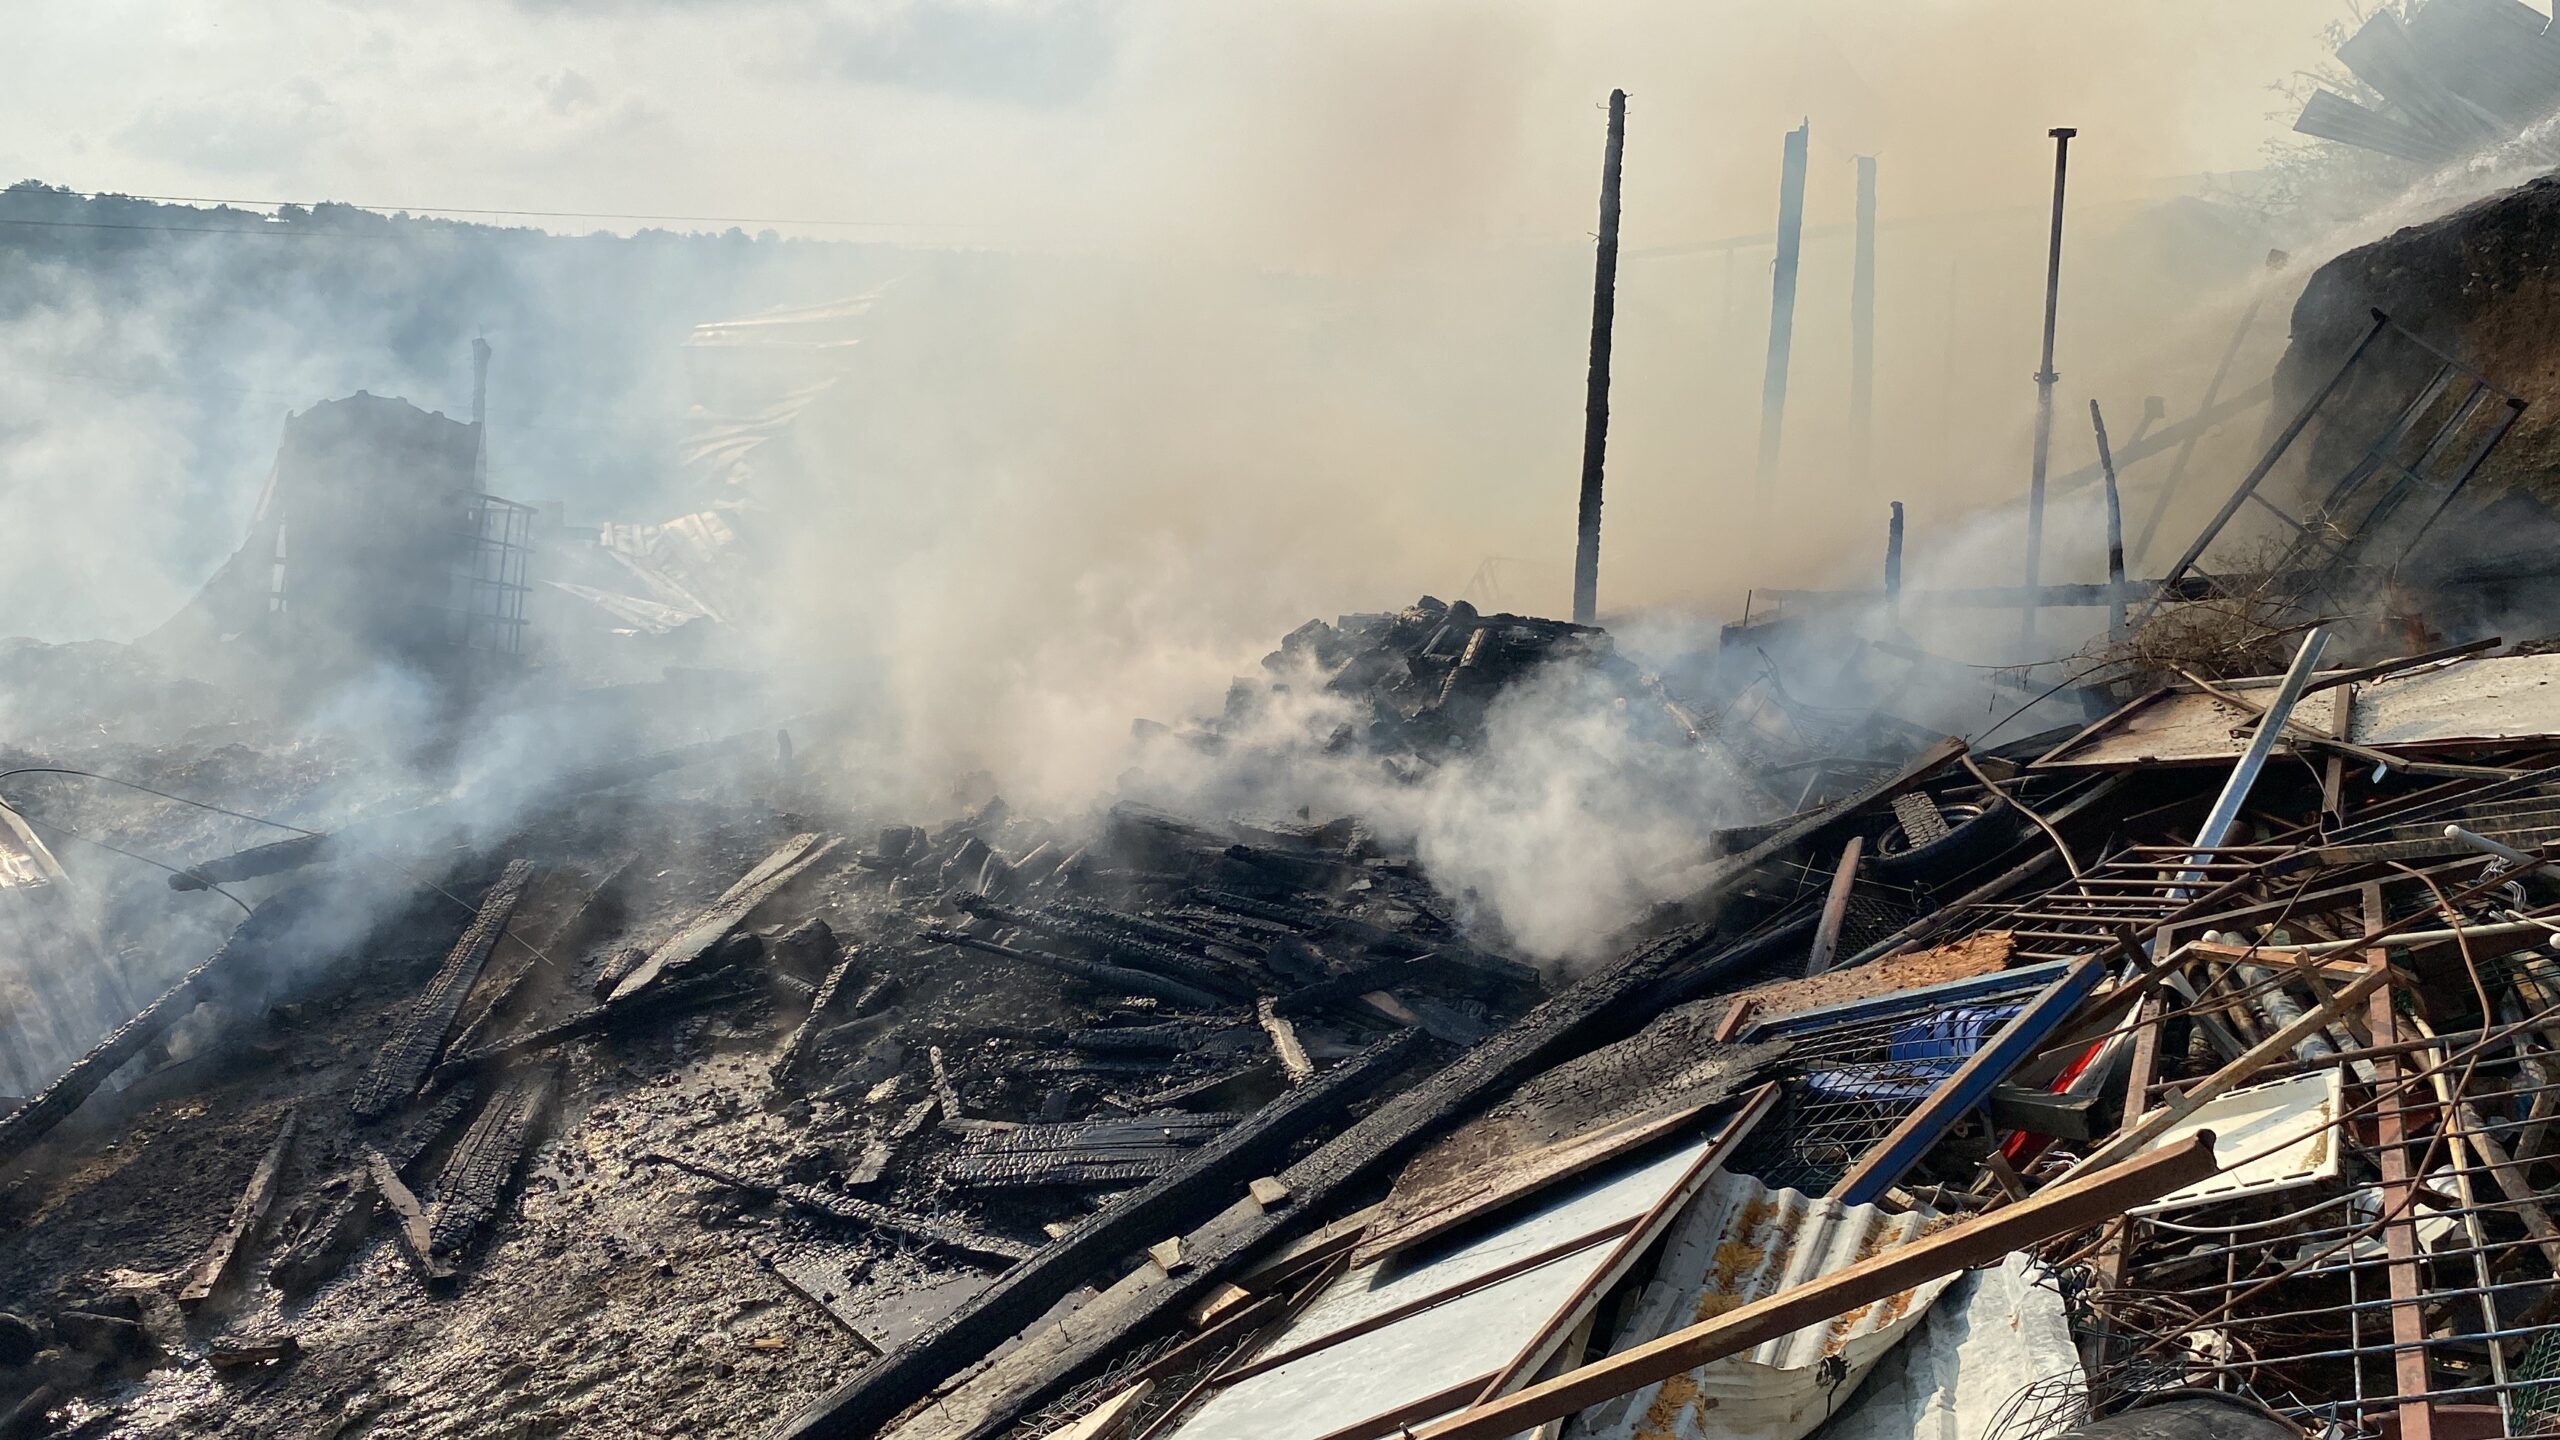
[2021,126,2074,647]
[1571,90,1627,628]
[1756,120,1809,492]
[1849,155,1878,488]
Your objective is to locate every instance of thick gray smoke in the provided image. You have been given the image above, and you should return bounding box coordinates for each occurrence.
[0,0,2389,1025]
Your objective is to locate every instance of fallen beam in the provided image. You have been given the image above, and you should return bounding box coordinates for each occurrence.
[352,860,537,1121]
[610,833,840,1001]
[642,1151,1037,1265]
[1409,1134,2221,1440]
[427,1067,558,1264]
[774,1029,1424,1440]
[922,927,1233,1011]
[177,1107,298,1303]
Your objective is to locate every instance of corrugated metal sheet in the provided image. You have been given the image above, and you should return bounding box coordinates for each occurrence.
[2033,679,2334,770]
[1816,1252,2084,1440]
[1164,1128,1736,1440]
[1573,1171,1953,1440]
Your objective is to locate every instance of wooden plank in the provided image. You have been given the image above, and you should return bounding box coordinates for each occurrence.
[2369,976,2437,1440]
[353,860,537,1120]
[1407,1135,2220,1440]
[609,833,839,1001]
[177,1107,298,1303]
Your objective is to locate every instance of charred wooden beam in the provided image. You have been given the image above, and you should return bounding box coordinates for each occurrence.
[640,1151,1035,1264]
[352,861,537,1121]
[947,1113,1240,1191]
[921,927,1232,1012]
[270,1086,475,1295]
[426,1068,558,1264]
[951,896,1253,999]
[177,1107,298,1304]
[769,942,864,1092]
[436,962,756,1082]
[1065,1021,1245,1056]
[1255,998,1314,1084]
[609,834,840,1002]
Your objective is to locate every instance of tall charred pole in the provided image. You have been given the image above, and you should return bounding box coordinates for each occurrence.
[1849,155,1878,487]
[471,335,493,488]
[1571,89,1627,627]
[2021,126,2075,645]
[1884,501,1905,623]
[1756,120,1810,491]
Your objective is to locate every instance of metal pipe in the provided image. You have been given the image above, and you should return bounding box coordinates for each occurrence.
[2022,126,2075,646]
[1756,120,1809,493]
[2183,625,2330,879]
[1570,90,1626,627]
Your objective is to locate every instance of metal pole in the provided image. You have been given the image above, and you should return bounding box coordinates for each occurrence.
[2091,399,2126,644]
[1884,501,1905,623]
[1571,90,1627,628]
[1756,120,1809,492]
[1850,155,1878,488]
[2022,126,2075,647]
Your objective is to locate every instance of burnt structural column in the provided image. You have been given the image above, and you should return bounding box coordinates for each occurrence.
[1571,89,1628,627]
[2021,126,2075,645]
[1849,155,1878,487]
[1755,120,1810,492]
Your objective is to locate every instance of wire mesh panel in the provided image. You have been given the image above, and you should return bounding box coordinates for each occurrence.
[1726,963,2071,1195]
[442,492,535,654]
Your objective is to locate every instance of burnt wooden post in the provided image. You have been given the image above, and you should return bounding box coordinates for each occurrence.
[1756,120,1810,492]
[2022,126,2074,646]
[1571,89,1628,627]
[1884,501,1905,622]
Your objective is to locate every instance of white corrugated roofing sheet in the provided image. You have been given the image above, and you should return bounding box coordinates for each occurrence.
[1571,1171,1952,1440]
[1162,1129,1729,1440]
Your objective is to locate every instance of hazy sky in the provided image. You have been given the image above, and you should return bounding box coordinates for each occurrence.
[5,1,2359,259]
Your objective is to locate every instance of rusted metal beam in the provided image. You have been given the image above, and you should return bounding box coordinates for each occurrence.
[1410,1134,2219,1440]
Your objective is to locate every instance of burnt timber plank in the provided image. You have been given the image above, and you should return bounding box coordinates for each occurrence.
[177,1107,299,1303]
[352,861,537,1121]
[270,1086,476,1295]
[947,1114,1240,1191]
[790,909,1766,1440]
[640,1151,1035,1264]
[609,833,841,1002]
[772,1030,1426,1440]
[769,943,863,1091]
[952,896,1254,998]
[435,965,754,1081]
[426,1068,558,1262]
[922,927,1232,1011]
